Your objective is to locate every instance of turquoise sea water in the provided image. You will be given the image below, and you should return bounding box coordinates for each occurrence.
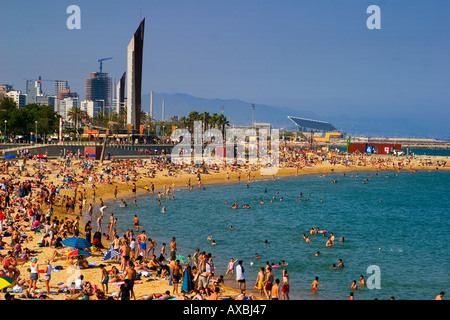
[105,169,450,300]
[333,147,450,157]
[404,149,450,157]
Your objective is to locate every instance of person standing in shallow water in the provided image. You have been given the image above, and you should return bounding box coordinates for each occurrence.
[312,276,321,291]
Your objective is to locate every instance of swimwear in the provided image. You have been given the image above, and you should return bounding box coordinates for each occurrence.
[265,282,273,291]
[30,262,38,280]
[258,280,264,290]
[139,242,147,250]
[198,275,208,288]
[122,255,130,261]
[282,284,290,293]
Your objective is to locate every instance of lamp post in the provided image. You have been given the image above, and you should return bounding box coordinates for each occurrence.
[251,104,255,128]
[4,120,7,144]
[35,120,38,144]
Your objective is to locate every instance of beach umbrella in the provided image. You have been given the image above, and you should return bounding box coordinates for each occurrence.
[62,237,92,249]
[65,249,91,257]
[4,155,16,159]
[101,249,120,261]
[181,268,194,293]
[0,275,15,290]
[175,255,189,263]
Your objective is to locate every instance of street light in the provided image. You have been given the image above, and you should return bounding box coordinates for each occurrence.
[251,104,255,128]
[35,120,38,144]
[4,120,7,144]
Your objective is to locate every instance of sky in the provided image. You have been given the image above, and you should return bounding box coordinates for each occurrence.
[1,0,449,137]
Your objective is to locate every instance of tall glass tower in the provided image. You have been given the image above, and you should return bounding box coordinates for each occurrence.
[85,72,112,112]
[126,18,145,130]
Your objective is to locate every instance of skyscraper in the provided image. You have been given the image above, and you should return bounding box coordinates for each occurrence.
[5,90,26,108]
[116,71,126,114]
[26,80,43,104]
[54,80,69,96]
[85,72,112,114]
[126,18,145,129]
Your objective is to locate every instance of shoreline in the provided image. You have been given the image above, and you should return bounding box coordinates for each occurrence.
[1,153,448,300]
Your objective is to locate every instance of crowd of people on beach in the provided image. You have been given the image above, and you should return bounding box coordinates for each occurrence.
[0,146,447,301]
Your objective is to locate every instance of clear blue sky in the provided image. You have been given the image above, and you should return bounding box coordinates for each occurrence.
[1,0,449,136]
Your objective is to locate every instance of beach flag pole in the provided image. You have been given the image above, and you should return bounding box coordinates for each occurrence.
[59,118,64,145]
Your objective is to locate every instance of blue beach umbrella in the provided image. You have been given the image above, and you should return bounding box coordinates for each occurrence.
[4,155,16,159]
[62,237,92,249]
[101,249,120,261]
[175,255,189,263]
[181,267,194,293]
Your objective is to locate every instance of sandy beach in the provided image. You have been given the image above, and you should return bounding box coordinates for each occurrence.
[1,150,448,300]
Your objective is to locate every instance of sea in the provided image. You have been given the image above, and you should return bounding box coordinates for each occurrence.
[104,169,450,300]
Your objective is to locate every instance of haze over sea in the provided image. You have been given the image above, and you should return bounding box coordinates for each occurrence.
[108,169,449,300]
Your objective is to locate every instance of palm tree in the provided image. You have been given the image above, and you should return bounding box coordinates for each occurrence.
[216,114,230,136]
[209,113,219,129]
[187,111,200,132]
[199,112,210,131]
[179,116,188,129]
[67,106,83,129]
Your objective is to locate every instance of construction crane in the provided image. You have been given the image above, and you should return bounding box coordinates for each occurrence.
[23,76,58,83]
[98,57,113,73]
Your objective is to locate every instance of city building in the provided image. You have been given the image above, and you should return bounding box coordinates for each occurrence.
[126,18,145,129]
[115,71,126,114]
[47,95,57,108]
[81,99,104,119]
[5,90,26,108]
[59,97,79,123]
[0,84,13,101]
[54,80,69,96]
[26,80,43,104]
[85,72,112,109]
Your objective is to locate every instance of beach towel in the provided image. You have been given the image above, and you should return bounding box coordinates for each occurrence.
[181,268,194,292]
[9,285,23,293]
[111,281,143,287]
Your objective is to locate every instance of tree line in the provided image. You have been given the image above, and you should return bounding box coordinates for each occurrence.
[0,96,230,140]
[0,97,60,141]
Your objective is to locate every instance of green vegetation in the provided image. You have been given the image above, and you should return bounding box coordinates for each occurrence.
[0,97,60,141]
[0,95,231,141]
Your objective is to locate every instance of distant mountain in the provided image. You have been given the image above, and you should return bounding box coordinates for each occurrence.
[142,92,318,129]
[141,92,449,140]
